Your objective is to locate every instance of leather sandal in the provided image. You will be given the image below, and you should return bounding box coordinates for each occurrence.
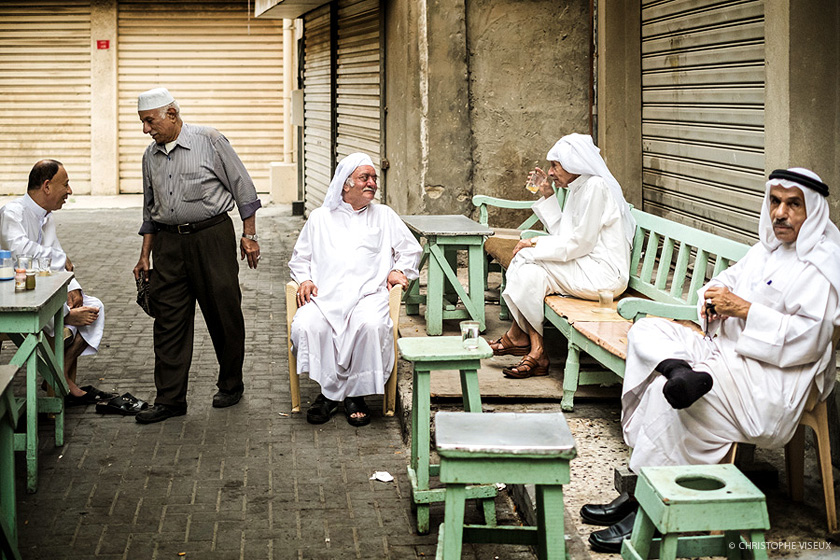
[489,333,531,356]
[502,355,549,379]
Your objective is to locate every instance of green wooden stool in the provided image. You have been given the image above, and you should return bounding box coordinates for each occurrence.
[623,464,770,560]
[0,364,23,560]
[434,411,576,560]
[397,336,497,534]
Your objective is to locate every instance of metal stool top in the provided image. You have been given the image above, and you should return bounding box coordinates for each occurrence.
[435,411,576,459]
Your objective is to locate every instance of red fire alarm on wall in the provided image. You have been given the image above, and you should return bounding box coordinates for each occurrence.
[96,40,110,50]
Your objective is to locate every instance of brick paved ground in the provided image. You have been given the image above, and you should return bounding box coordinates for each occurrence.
[10,205,538,560]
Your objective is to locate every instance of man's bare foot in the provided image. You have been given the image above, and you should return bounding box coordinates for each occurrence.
[67,306,99,326]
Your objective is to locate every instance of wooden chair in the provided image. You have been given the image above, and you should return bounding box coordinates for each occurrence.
[725,388,837,533]
[285,281,402,416]
[724,327,840,533]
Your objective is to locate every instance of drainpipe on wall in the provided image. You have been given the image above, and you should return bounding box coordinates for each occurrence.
[270,17,299,205]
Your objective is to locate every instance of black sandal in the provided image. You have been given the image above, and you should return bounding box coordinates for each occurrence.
[95,393,149,416]
[344,396,371,427]
[307,394,339,424]
[80,385,118,401]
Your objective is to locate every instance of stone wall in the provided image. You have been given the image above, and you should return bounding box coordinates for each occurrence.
[384,0,591,223]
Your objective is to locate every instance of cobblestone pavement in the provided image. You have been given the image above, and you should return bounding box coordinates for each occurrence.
[10,205,536,560]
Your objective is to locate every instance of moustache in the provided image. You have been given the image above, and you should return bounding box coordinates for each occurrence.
[773,219,792,228]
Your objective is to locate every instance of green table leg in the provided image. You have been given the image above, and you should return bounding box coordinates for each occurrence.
[25,352,37,494]
[425,238,444,336]
[441,483,467,558]
[535,485,566,560]
[467,244,486,332]
[411,368,432,533]
[459,369,482,413]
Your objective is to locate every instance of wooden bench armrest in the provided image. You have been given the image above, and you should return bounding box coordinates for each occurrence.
[617,298,698,323]
[472,195,539,227]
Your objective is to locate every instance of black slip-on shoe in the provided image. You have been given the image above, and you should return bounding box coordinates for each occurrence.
[580,492,637,526]
[135,404,187,424]
[212,389,243,408]
[588,510,636,553]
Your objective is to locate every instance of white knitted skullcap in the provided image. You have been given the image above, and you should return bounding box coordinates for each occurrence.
[137,87,175,111]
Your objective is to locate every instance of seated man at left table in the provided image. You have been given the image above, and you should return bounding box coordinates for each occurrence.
[0,159,107,407]
[289,152,422,426]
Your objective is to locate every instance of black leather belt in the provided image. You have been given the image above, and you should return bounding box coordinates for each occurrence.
[155,213,228,234]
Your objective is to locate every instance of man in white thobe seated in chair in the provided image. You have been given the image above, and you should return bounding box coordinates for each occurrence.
[0,159,108,408]
[583,167,840,553]
[488,133,636,378]
[288,153,422,426]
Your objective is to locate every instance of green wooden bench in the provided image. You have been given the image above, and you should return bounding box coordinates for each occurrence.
[0,363,23,560]
[472,189,566,321]
[542,208,751,411]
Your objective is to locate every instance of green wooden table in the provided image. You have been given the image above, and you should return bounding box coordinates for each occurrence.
[435,411,577,560]
[397,336,497,534]
[401,215,494,335]
[0,271,72,493]
[0,364,22,560]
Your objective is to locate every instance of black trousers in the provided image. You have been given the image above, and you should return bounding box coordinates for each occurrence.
[149,215,245,407]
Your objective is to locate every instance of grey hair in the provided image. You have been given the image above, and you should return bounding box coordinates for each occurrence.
[344,175,354,188]
[157,100,181,119]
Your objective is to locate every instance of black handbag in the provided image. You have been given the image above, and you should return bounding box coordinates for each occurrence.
[136,270,154,317]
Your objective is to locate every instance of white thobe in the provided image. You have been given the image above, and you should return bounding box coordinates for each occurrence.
[288,201,422,401]
[502,175,631,334]
[0,194,105,355]
[622,243,838,471]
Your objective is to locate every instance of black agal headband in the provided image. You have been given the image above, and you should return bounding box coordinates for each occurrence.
[769,169,829,197]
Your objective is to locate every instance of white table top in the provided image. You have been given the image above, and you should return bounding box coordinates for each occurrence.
[401,215,494,237]
[435,411,576,457]
[0,271,73,312]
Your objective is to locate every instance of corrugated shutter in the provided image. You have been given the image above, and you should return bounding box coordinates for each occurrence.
[0,1,92,194]
[335,0,380,168]
[117,0,284,194]
[641,0,765,244]
[302,4,333,213]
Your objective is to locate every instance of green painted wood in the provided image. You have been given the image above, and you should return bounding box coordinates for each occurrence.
[398,336,492,362]
[0,365,22,560]
[401,337,493,533]
[623,465,771,560]
[545,207,750,411]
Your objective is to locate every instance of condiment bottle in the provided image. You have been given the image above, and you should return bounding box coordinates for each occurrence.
[25,270,36,290]
[14,268,26,292]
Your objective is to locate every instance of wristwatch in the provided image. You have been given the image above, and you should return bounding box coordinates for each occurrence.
[242,233,259,242]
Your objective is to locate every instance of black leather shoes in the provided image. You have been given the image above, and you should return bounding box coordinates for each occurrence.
[212,389,243,408]
[135,404,187,424]
[580,492,637,525]
[588,510,636,553]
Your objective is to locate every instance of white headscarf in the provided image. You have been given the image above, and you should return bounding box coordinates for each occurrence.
[321,152,375,210]
[546,133,636,246]
[760,167,840,303]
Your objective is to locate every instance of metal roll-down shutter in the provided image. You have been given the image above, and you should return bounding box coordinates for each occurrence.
[641,0,765,244]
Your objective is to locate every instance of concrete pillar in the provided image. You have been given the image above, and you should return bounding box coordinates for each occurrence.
[765,0,839,214]
[419,0,473,215]
[90,0,118,195]
[596,0,642,208]
[765,0,840,468]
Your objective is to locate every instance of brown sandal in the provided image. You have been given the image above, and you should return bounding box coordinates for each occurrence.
[490,333,531,356]
[503,355,549,379]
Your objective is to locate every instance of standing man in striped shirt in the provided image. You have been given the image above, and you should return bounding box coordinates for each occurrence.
[132,87,261,424]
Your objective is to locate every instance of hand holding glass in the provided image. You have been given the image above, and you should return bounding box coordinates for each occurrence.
[525,167,548,194]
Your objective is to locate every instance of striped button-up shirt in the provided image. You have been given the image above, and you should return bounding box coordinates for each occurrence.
[139,122,261,234]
